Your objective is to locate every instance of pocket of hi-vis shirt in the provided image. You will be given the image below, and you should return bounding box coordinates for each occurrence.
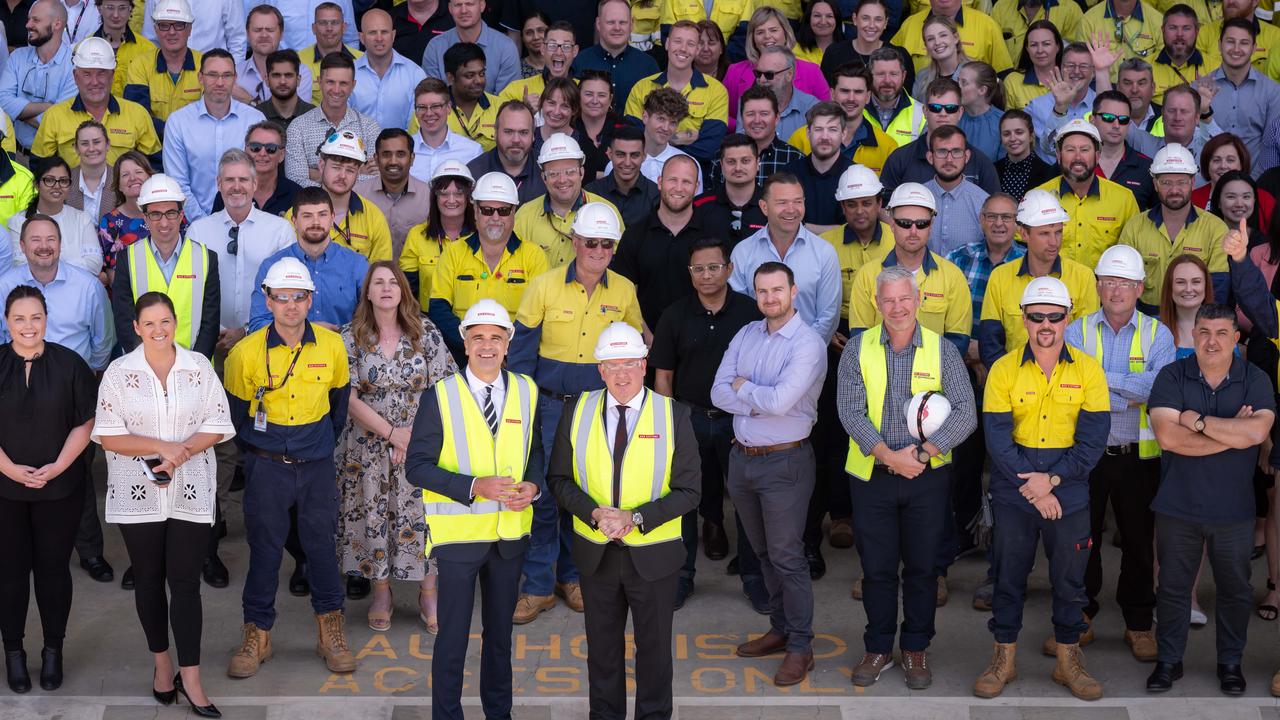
[1049,382,1085,443]
[919,291,949,335]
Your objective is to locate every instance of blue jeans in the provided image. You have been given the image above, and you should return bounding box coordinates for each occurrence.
[988,503,1090,645]
[521,394,579,596]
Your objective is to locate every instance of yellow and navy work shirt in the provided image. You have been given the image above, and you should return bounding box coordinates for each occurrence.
[702,0,754,42]
[892,8,1014,72]
[978,254,1100,367]
[0,156,35,232]
[1032,175,1139,270]
[819,222,893,332]
[1152,49,1220,103]
[287,193,393,262]
[992,0,1084,64]
[1199,18,1280,80]
[786,114,898,174]
[512,191,623,268]
[1002,69,1052,111]
[498,69,557,106]
[508,264,643,396]
[303,44,364,106]
[96,28,156,98]
[399,231,464,308]
[124,47,203,129]
[1119,205,1230,308]
[1079,0,1164,63]
[623,70,729,161]
[983,342,1111,515]
[224,321,350,461]
[447,92,500,151]
[847,248,974,352]
[30,94,162,167]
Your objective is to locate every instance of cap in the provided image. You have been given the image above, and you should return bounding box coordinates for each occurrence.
[318,130,367,162]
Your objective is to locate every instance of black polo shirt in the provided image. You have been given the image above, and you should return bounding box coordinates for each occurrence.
[257,98,316,131]
[1105,146,1156,211]
[691,185,766,247]
[1148,354,1276,525]
[649,291,763,410]
[384,0,455,64]
[467,149,548,204]
[610,209,714,329]
[880,134,1001,196]
[784,153,852,226]
[586,173,659,229]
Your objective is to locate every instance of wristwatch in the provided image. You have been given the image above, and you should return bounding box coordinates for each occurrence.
[1049,474,1062,487]
[631,511,644,530]
[914,446,931,464]
[1194,414,1206,433]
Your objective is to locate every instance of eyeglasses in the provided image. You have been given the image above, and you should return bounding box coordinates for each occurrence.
[269,291,311,303]
[155,21,188,32]
[314,18,343,27]
[926,103,960,114]
[581,238,616,250]
[1095,112,1131,125]
[689,263,727,275]
[600,359,643,372]
[39,176,72,188]
[1024,311,1068,324]
[930,147,966,159]
[545,41,575,53]
[893,217,932,229]
[477,205,515,217]
[201,71,235,82]
[1099,278,1139,289]
[226,226,239,256]
[1156,177,1193,189]
[415,101,449,114]
[144,209,182,221]
[753,69,785,81]
[543,167,581,181]
[247,141,281,154]
[1060,62,1092,74]
[982,212,1015,222]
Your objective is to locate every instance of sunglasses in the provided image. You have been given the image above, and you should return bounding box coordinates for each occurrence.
[477,205,515,217]
[1024,311,1068,324]
[893,217,932,229]
[226,226,239,256]
[926,103,961,114]
[1095,112,1131,125]
[269,291,311,304]
[753,69,783,81]
[582,239,616,250]
[248,141,281,154]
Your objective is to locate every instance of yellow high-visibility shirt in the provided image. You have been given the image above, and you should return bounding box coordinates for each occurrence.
[992,0,1084,65]
[1003,70,1052,111]
[893,8,1014,73]
[1078,0,1164,63]
[97,28,156,98]
[786,114,898,174]
[820,222,894,326]
[512,191,624,268]
[30,95,162,166]
[286,193,393,262]
[1032,175,1139,271]
[1118,205,1229,307]
[623,71,729,146]
[980,254,1100,356]
[848,249,974,341]
[429,233,550,317]
[1151,50,1220,104]
[123,47,203,123]
[302,45,364,106]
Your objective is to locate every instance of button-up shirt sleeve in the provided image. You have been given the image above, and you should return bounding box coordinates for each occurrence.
[835,330,885,453]
[1108,320,1175,406]
[730,324,826,417]
[813,239,842,342]
[709,324,756,416]
[87,275,115,370]
[982,354,1038,480]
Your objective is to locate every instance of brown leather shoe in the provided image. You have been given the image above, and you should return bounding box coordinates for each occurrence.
[851,652,895,686]
[1124,629,1157,662]
[736,629,787,658]
[227,624,272,678]
[828,518,854,549]
[512,593,556,624]
[902,650,932,689]
[555,582,585,612]
[1043,613,1094,656]
[773,650,815,686]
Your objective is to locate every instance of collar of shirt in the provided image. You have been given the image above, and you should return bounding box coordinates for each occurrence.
[195,97,254,120]
[883,247,940,274]
[1156,47,1207,68]
[848,117,877,149]
[564,261,611,288]
[653,68,711,89]
[372,175,429,199]
[1016,253,1063,276]
[842,222,885,246]
[1210,65,1263,88]
[154,48,196,73]
[753,224,822,255]
[309,44,356,64]
[120,341,202,375]
[15,260,70,288]
[925,177,979,198]
[878,321,923,348]
[1020,68,1044,86]
[713,184,762,208]
[266,320,317,348]
[355,51,414,75]
[1085,307,1139,335]
[465,366,506,406]
[543,191,587,218]
[597,172,651,198]
[1018,0,1059,10]
[767,310,807,338]
[148,235,186,264]
[93,24,138,45]
[464,232,520,255]
[605,387,643,416]
[1020,341,1076,365]
[1150,204,1201,229]
[1059,175,1101,199]
[70,93,121,114]
[414,129,466,153]
[1189,351,1247,388]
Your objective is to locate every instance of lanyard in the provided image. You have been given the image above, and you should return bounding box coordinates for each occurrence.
[333,212,354,248]
[262,344,303,393]
[451,103,483,141]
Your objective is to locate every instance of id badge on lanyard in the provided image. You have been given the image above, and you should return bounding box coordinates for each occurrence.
[254,345,303,432]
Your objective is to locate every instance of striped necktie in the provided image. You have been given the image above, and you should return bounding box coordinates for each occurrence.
[483,385,498,435]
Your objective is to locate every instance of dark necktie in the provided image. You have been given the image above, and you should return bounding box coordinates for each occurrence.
[611,405,628,507]
[483,385,498,435]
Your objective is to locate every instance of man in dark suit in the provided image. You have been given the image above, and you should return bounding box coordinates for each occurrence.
[405,299,542,720]
[547,321,701,720]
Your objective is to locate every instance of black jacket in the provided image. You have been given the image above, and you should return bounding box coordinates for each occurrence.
[111,240,220,359]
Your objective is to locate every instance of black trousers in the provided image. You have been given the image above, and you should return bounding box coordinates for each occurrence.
[680,411,760,581]
[1155,512,1253,665]
[75,446,103,560]
[0,487,83,651]
[1083,450,1159,629]
[939,368,986,575]
[579,544,679,720]
[118,518,208,667]
[432,544,523,720]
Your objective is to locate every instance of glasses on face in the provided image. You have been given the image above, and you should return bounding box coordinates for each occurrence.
[1095,112,1131,125]
[248,141,281,154]
[930,147,966,159]
[689,263,727,275]
[202,71,235,82]
[269,291,311,304]
[893,217,932,229]
[1061,62,1092,74]
[982,212,1015,223]
[543,167,581,181]
[926,103,960,114]
[314,18,342,27]
[477,205,515,217]
[415,101,449,114]
[145,209,182,222]
[1156,177,1193,189]
[226,225,239,255]
[39,176,72,188]
[581,239,616,250]
[600,359,643,372]
[545,41,575,53]
[1024,311,1068,324]
[155,21,188,32]
[1100,278,1139,290]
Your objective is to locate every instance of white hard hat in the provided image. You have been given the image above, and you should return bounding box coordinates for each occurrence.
[152,0,194,24]
[261,257,316,292]
[73,37,116,70]
[318,130,367,163]
[593,322,648,361]
[137,174,186,206]
[1017,189,1070,227]
[906,391,951,442]
[472,172,519,205]
[571,202,622,241]
[537,132,586,165]
[886,182,937,212]
[1150,143,1198,176]
[1095,244,1145,282]
[459,298,514,333]
[835,164,883,201]
[1054,118,1101,147]
[1020,275,1072,310]
[431,159,474,184]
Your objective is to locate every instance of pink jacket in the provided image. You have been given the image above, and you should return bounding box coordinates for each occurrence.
[723,58,831,132]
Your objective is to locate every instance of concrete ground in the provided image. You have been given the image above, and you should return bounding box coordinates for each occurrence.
[5,468,1280,720]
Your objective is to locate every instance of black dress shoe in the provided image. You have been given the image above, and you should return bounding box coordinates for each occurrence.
[5,650,29,693]
[702,520,729,561]
[675,577,695,610]
[1218,663,1246,696]
[79,556,113,583]
[229,465,245,492]
[347,576,371,600]
[202,556,229,588]
[726,556,740,576]
[174,672,222,718]
[1147,661,1182,692]
[153,669,176,705]
[805,544,826,581]
[289,563,310,596]
[38,647,61,691]
[742,576,770,615]
[120,567,135,590]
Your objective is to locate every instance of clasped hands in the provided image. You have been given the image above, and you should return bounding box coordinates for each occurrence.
[3,459,70,489]
[1017,471,1062,520]
[152,438,207,476]
[472,475,538,511]
[591,506,634,540]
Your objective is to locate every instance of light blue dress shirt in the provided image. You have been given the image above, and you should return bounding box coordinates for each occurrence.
[422,25,520,96]
[1027,88,1094,163]
[162,98,268,221]
[148,236,186,283]
[958,106,1004,162]
[351,52,427,131]
[710,311,827,446]
[248,241,368,331]
[923,177,989,258]
[0,262,115,370]
[270,0,359,51]
[0,43,78,149]
[1210,67,1280,176]
[728,225,843,342]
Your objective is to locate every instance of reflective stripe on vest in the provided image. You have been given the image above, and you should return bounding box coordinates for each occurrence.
[884,99,926,145]
[569,389,681,547]
[845,324,951,480]
[1077,311,1160,459]
[127,239,206,350]
[424,371,537,557]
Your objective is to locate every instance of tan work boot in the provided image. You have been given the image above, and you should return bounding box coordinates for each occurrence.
[1124,629,1157,662]
[227,623,272,678]
[513,593,556,624]
[973,642,1017,698]
[1043,614,1094,656]
[555,582,585,612]
[1052,643,1103,700]
[315,610,357,673]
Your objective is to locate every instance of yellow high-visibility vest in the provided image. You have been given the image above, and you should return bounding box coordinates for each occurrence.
[126,239,209,350]
[1075,311,1160,458]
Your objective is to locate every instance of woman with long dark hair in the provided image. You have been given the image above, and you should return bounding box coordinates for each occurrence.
[1003,20,1061,111]
[794,0,842,64]
[1195,135,1275,230]
[694,20,729,81]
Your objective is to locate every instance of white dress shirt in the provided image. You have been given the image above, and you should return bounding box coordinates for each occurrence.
[604,388,643,447]
[142,0,246,59]
[4,205,103,276]
[77,169,106,222]
[236,55,314,105]
[63,0,101,45]
[408,130,484,183]
[465,365,506,422]
[187,206,296,330]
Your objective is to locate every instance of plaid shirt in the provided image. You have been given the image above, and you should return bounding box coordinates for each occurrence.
[946,240,1026,336]
[709,137,805,187]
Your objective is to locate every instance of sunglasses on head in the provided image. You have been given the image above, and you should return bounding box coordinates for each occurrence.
[1095,112,1131,125]
[893,217,932,229]
[248,141,281,154]
[582,238,616,250]
[1024,311,1068,324]
[926,103,960,114]
[477,205,515,217]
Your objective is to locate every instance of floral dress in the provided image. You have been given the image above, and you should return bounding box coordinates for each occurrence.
[336,317,458,581]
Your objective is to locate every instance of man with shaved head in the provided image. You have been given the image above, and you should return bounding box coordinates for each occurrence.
[0,0,78,151]
[350,8,426,131]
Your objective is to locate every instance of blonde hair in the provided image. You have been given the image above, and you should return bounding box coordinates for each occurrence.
[746,6,797,63]
[349,261,425,355]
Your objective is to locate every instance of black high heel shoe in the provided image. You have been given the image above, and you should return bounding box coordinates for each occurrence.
[174,672,221,718]
[5,649,30,693]
[39,646,61,690]
[152,669,176,705]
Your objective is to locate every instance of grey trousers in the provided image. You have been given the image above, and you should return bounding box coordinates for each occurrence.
[727,442,816,653]
[1155,512,1253,665]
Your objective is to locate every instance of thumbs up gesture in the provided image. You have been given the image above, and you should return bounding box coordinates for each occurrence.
[1223,216,1248,263]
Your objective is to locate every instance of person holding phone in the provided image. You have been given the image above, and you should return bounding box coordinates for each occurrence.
[92,292,235,717]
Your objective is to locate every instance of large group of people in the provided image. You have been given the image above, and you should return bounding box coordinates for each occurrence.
[2,0,1280,715]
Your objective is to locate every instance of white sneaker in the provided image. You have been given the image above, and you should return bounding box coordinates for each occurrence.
[1190,608,1208,627]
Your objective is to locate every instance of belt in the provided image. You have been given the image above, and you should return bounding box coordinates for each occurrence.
[690,405,728,419]
[735,439,806,457]
[538,387,575,402]
[1104,443,1137,456]
[249,448,317,465]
